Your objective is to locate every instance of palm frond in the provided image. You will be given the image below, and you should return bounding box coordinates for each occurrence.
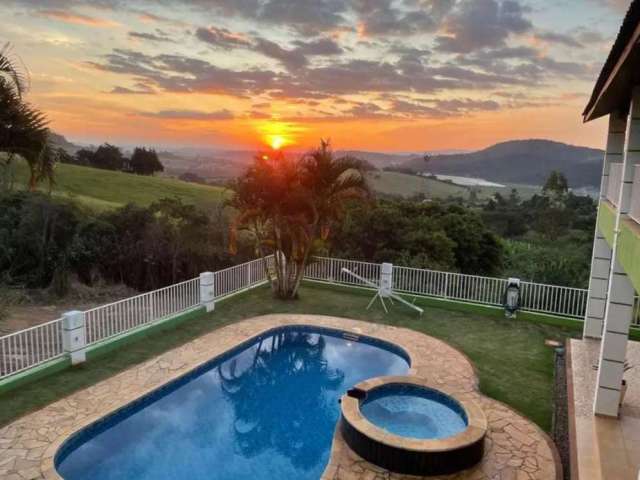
[0,43,28,98]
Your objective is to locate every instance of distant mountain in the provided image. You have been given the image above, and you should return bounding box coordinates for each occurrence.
[335,150,415,169]
[49,134,604,187]
[401,139,604,187]
[49,132,82,154]
[335,149,468,169]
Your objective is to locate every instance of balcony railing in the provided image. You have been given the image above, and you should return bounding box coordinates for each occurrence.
[629,165,640,224]
[606,162,623,206]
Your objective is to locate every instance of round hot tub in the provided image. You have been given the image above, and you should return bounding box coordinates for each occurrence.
[340,376,486,476]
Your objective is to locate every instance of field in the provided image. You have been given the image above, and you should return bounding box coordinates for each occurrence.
[10,159,228,210]
[366,171,468,198]
[6,160,541,210]
[367,171,540,201]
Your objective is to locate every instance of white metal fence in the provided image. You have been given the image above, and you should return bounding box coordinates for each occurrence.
[0,257,272,380]
[304,257,381,288]
[306,257,590,319]
[214,258,270,298]
[1,255,638,381]
[607,163,623,206]
[519,282,588,318]
[85,277,201,346]
[0,318,64,378]
[394,266,507,305]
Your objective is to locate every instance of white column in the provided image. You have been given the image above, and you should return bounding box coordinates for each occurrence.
[380,263,393,298]
[594,87,640,416]
[584,112,626,338]
[62,310,86,365]
[200,272,215,312]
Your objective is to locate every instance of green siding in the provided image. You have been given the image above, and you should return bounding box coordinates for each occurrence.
[597,200,640,294]
[617,220,640,294]
[598,200,616,247]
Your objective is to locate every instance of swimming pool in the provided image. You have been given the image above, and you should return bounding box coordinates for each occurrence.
[55,326,410,480]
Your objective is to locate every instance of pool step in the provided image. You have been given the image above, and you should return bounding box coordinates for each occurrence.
[343,332,360,342]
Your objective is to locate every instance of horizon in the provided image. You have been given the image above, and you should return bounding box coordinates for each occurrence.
[1,0,631,152]
[59,135,603,156]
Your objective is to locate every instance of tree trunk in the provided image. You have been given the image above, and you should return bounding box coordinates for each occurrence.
[28,163,37,192]
[254,224,274,287]
[291,244,313,299]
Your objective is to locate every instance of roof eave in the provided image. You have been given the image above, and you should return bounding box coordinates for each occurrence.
[584,22,640,123]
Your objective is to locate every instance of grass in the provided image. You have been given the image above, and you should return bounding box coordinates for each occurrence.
[366,171,541,201]
[11,159,228,210]
[0,282,582,431]
[366,171,469,199]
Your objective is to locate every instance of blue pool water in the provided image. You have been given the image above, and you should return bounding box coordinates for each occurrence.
[55,326,409,480]
[360,384,468,440]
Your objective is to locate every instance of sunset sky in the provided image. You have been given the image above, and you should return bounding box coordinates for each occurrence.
[0,0,631,152]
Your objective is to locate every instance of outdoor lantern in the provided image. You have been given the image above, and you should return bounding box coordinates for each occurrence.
[503,278,521,318]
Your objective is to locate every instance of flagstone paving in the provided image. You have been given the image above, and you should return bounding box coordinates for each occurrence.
[0,314,560,479]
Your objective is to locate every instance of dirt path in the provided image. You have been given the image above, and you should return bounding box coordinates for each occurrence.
[1,303,101,335]
[0,285,138,336]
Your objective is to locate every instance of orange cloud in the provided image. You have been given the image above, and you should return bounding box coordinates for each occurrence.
[40,10,120,28]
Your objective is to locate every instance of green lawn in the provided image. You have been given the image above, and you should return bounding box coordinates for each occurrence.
[11,159,228,210]
[0,282,582,430]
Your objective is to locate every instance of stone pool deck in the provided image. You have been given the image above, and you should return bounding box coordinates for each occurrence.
[0,314,560,480]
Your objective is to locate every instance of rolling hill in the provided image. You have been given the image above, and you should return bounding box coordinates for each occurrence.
[11,159,228,210]
[49,133,602,188]
[401,139,603,187]
[367,171,540,200]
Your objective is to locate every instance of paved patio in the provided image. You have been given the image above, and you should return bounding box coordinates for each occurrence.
[0,314,560,479]
[568,338,640,480]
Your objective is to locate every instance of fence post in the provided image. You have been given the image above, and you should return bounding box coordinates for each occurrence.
[443,273,449,299]
[200,272,215,312]
[380,263,393,298]
[149,293,156,322]
[62,310,86,365]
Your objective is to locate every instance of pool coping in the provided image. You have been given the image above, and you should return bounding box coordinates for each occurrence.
[340,376,487,453]
[0,313,560,480]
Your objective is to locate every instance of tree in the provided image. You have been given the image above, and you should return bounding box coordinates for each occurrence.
[90,143,125,171]
[130,147,164,175]
[74,148,94,166]
[229,140,369,299]
[537,171,570,240]
[0,43,56,191]
[331,199,503,275]
[147,198,209,284]
[543,170,569,206]
[55,148,74,165]
[0,192,80,290]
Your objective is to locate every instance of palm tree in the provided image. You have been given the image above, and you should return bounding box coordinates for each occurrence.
[0,43,56,191]
[229,140,369,299]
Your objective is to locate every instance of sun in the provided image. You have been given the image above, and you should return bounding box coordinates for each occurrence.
[257,120,305,150]
[269,135,285,150]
